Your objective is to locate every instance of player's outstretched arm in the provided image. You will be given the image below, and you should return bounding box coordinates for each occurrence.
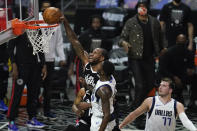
[60,15,88,65]
[119,97,151,129]
[177,102,197,131]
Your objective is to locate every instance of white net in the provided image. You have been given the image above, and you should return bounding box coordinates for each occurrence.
[26,26,57,55]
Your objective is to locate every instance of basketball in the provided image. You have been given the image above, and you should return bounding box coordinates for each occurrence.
[43,7,61,24]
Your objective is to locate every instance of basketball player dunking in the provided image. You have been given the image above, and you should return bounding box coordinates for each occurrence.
[60,13,117,131]
[119,77,197,131]
[71,61,117,131]
[60,14,108,90]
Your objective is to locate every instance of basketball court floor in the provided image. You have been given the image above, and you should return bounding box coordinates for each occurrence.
[0,86,197,131]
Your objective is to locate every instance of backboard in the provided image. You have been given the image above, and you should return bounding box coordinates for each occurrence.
[0,0,39,45]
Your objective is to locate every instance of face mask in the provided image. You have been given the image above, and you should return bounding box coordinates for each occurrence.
[138,7,147,16]
[174,0,181,3]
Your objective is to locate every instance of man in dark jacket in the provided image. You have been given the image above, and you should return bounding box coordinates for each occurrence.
[7,33,47,131]
[119,0,166,110]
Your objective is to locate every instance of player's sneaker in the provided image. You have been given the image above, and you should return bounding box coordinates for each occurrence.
[8,121,19,131]
[26,117,45,128]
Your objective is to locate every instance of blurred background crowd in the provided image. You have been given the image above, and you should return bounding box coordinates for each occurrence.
[1,0,197,130]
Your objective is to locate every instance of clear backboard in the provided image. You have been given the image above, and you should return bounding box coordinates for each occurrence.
[0,0,39,45]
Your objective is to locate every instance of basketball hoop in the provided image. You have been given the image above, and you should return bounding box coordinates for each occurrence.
[11,18,59,55]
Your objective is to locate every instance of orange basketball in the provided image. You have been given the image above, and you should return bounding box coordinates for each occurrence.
[43,7,61,24]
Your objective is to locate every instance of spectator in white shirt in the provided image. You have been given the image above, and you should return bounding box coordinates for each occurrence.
[39,1,66,120]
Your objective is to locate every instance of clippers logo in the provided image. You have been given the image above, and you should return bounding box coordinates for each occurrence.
[85,74,96,87]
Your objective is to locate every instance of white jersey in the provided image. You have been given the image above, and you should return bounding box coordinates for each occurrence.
[91,75,116,118]
[145,96,177,131]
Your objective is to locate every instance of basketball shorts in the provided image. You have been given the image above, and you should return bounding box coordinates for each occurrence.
[90,115,115,131]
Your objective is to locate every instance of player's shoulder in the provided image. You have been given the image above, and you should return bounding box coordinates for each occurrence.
[97,85,112,98]
[144,97,154,105]
[176,101,184,109]
[175,101,185,114]
[140,97,154,111]
[99,84,111,91]
[110,75,116,83]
